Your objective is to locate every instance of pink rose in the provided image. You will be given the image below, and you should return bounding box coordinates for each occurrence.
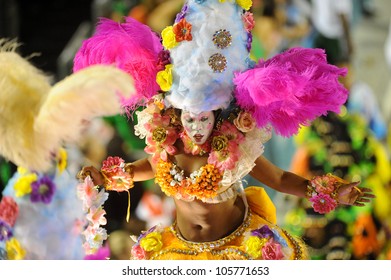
[242,12,255,32]
[101,156,125,174]
[262,241,284,260]
[0,196,19,226]
[131,244,147,260]
[233,111,256,133]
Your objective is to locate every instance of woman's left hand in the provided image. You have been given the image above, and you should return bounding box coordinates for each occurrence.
[336,181,376,206]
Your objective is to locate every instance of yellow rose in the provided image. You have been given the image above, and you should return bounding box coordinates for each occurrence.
[161,26,178,49]
[6,238,26,260]
[244,236,267,259]
[236,0,252,11]
[57,147,67,174]
[140,232,163,252]
[152,127,167,143]
[156,64,173,92]
[211,135,228,152]
[14,173,38,197]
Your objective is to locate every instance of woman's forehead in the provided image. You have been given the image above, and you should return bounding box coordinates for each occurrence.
[181,111,214,118]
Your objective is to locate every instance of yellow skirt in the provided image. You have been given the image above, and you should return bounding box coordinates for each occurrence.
[131,187,308,260]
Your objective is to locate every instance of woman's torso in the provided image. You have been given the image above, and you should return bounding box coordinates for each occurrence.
[150,145,247,242]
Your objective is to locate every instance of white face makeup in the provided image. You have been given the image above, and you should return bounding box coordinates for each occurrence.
[181,111,215,145]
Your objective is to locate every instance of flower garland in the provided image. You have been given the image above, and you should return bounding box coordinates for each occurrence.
[155,160,222,201]
[76,176,109,255]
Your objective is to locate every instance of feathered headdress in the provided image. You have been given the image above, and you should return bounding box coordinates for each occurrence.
[73,0,348,137]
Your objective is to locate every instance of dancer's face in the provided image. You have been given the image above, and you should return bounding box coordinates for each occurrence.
[181,111,215,145]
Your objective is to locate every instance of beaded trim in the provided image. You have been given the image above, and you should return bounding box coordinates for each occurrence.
[170,211,252,253]
[282,229,305,260]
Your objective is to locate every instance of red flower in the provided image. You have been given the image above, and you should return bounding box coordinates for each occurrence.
[309,193,338,214]
[173,18,192,42]
[0,196,19,227]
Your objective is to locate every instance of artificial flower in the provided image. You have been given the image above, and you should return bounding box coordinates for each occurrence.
[251,225,274,239]
[208,121,245,172]
[30,175,56,204]
[246,32,253,52]
[236,0,252,10]
[244,235,267,259]
[156,64,173,92]
[310,174,338,195]
[57,147,67,174]
[101,156,134,192]
[13,172,38,197]
[86,206,107,228]
[140,232,163,252]
[16,166,28,175]
[175,4,189,23]
[101,156,125,174]
[0,196,18,227]
[173,18,192,42]
[0,220,13,241]
[131,244,147,260]
[233,110,256,133]
[155,160,221,200]
[144,111,178,163]
[309,193,338,214]
[77,176,109,211]
[156,50,171,71]
[262,241,284,260]
[161,26,178,49]
[5,237,26,260]
[242,11,255,32]
[82,226,108,254]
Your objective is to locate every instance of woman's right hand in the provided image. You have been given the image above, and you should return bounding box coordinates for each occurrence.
[76,166,105,186]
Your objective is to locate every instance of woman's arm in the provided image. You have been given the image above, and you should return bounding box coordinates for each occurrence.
[249,155,375,207]
[249,155,309,198]
[77,156,155,185]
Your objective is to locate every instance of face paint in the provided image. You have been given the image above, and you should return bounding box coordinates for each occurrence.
[181,111,215,145]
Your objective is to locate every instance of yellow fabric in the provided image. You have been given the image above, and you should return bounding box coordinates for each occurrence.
[244,186,277,224]
[136,186,308,260]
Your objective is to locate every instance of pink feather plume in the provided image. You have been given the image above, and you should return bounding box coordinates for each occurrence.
[233,47,348,137]
[73,17,163,112]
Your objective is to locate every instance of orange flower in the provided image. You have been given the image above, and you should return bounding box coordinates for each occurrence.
[155,160,222,200]
[173,18,192,42]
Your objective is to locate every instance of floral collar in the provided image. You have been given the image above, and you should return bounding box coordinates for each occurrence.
[135,95,258,174]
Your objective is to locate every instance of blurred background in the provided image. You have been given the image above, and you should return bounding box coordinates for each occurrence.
[0,0,390,260]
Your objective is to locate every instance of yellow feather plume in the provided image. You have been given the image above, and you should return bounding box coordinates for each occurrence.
[0,40,136,172]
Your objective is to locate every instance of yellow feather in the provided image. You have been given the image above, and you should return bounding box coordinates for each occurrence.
[0,40,136,172]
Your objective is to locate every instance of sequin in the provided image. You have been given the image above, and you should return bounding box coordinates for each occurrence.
[212,29,232,49]
[208,53,227,73]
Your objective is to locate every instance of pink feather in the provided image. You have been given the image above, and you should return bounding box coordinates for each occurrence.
[73,17,163,112]
[233,47,348,137]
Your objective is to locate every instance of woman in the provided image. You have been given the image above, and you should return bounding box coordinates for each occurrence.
[74,0,374,260]
[78,104,373,260]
